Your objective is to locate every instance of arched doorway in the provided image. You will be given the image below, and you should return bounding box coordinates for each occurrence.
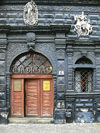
[10,52,53,117]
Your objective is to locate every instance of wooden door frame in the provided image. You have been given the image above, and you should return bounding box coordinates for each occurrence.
[11,74,53,79]
[11,74,54,117]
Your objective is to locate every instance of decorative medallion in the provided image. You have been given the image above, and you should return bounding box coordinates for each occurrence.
[74,12,92,36]
[23,0,38,26]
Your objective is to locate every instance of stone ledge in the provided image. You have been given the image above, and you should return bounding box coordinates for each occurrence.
[66,39,100,46]
[9,117,54,124]
[0,25,71,34]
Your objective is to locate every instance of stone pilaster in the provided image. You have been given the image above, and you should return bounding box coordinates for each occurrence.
[0,33,8,123]
[54,33,66,124]
[66,45,74,92]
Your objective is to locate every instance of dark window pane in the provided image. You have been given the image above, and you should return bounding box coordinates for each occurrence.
[75,57,92,64]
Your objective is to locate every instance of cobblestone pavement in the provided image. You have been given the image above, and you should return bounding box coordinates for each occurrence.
[0,123,100,133]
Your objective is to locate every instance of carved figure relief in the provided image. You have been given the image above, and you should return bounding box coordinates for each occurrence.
[23,0,38,25]
[74,12,92,36]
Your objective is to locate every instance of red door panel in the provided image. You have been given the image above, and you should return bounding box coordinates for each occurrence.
[11,79,24,116]
[25,79,40,116]
[41,80,53,116]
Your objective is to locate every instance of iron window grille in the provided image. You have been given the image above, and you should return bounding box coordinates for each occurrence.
[11,52,52,74]
[74,57,93,93]
[74,68,93,93]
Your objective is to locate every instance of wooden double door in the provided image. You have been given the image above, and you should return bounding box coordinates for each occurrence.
[11,75,53,117]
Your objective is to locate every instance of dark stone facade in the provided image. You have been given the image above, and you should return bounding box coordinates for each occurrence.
[0,0,100,123]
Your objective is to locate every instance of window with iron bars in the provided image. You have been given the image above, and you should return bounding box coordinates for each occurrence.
[74,68,93,93]
[74,57,93,93]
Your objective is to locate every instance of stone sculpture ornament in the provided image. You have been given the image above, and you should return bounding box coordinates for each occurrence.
[74,12,92,36]
[23,0,38,26]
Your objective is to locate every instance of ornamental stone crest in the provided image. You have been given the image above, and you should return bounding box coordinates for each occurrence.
[23,0,38,26]
[74,12,92,36]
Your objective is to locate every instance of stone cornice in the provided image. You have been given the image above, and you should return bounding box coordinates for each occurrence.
[1,0,100,6]
[0,25,71,34]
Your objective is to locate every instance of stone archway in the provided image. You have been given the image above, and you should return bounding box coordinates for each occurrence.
[10,52,54,117]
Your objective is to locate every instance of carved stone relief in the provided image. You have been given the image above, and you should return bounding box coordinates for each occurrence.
[74,12,92,36]
[23,0,38,26]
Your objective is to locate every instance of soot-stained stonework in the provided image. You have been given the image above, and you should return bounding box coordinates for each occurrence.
[0,0,100,124]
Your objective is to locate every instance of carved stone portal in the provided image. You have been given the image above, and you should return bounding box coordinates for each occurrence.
[23,0,38,26]
[74,12,92,36]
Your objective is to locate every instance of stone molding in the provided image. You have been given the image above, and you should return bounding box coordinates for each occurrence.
[1,0,100,5]
[0,25,71,34]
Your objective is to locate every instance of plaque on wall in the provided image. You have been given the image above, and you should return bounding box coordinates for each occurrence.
[43,81,50,91]
[13,80,22,91]
[58,70,64,75]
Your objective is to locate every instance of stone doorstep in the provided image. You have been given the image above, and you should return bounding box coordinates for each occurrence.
[8,117,54,124]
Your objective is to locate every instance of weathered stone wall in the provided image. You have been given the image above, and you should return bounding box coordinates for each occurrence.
[0,1,100,123]
[0,33,8,123]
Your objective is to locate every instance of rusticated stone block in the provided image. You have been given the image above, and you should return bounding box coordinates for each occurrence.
[57,77,65,84]
[57,50,65,59]
[26,32,36,42]
[88,15,100,20]
[80,99,89,102]
[95,112,100,122]
[0,100,6,108]
[55,14,64,19]
[95,98,100,102]
[0,53,5,60]
[0,93,6,100]
[54,119,66,124]
[75,112,94,123]
[85,103,93,107]
[0,61,5,75]
[0,77,6,84]
[57,93,64,100]
[76,103,84,107]
[54,109,66,120]
[0,85,5,92]
[57,84,65,92]
[44,14,54,18]
[55,39,66,45]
